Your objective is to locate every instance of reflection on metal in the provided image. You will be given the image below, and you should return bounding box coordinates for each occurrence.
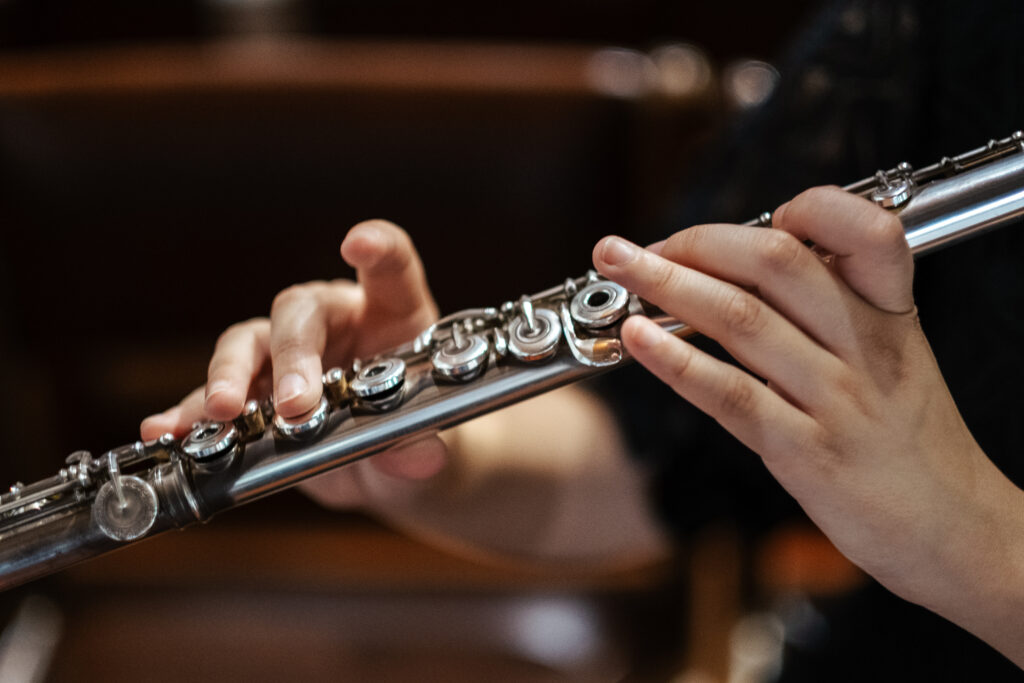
[0,596,63,683]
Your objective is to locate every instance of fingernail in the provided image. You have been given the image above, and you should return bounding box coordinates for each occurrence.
[277,373,309,403]
[601,237,638,266]
[630,318,664,351]
[205,380,231,402]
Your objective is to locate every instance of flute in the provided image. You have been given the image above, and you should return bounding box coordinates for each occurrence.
[2,133,1023,590]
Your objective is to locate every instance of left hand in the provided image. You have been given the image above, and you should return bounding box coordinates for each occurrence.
[591,187,1024,662]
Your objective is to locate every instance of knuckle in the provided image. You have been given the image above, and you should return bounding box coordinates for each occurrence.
[759,230,805,273]
[804,425,845,472]
[718,374,757,417]
[720,288,765,338]
[206,355,242,379]
[666,225,707,259]
[216,317,267,348]
[789,186,831,213]
[271,334,313,361]
[799,185,839,203]
[271,282,324,315]
[818,361,878,426]
[784,185,841,225]
[863,209,906,254]
[667,344,695,388]
[830,365,869,413]
[650,259,682,300]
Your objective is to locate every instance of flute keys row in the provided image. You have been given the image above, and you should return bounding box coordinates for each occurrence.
[179,280,632,457]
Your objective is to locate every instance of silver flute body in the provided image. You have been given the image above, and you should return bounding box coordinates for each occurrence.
[2,133,1024,589]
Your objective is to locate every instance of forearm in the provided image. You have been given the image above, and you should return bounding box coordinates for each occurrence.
[352,386,671,570]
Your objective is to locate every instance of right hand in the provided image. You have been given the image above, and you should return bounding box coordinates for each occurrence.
[140,219,448,507]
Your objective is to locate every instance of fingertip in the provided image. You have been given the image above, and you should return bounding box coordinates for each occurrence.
[274,372,322,419]
[341,220,391,268]
[591,238,606,268]
[593,235,640,270]
[621,315,668,353]
[139,417,163,441]
[772,201,790,228]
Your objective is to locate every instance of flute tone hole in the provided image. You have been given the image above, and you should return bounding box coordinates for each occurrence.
[366,365,387,377]
[194,425,220,440]
[585,290,611,308]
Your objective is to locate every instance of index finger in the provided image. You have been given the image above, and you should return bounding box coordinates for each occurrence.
[341,219,438,323]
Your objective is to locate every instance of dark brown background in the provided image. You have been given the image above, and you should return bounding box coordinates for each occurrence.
[0,3,855,681]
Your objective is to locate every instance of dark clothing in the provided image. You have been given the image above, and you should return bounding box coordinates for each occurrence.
[604,0,1024,677]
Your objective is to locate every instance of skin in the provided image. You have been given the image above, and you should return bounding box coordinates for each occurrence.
[143,189,1024,663]
[593,187,1024,667]
[140,219,667,567]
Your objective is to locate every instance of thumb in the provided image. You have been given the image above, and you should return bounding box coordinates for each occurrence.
[370,434,449,480]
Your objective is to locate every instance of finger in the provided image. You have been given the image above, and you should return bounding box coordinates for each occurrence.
[140,386,206,440]
[658,224,863,356]
[299,435,448,509]
[204,318,271,421]
[621,315,818,467]
[269,282,335,418]
[594,236,842,408]
[341,220,438,326]
[370,434,449,480]
[772,186,914,314]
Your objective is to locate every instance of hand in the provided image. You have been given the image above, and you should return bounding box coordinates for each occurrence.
[593,187,1024,661]
[140,221,664,565]
[140,219,448,506]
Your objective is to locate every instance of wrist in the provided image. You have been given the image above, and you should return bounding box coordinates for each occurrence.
[923,457,1024,666]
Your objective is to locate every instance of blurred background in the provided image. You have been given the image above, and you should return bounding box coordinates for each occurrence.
[0,1,912,681]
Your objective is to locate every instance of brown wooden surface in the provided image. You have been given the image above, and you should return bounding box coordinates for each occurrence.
[0,39,676,98]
